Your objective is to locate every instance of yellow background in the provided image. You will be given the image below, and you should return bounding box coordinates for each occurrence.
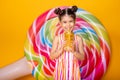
[0,0,120,80]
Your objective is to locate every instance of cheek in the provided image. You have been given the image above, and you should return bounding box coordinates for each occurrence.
[70,22,74,26]
[61,23,68,29]
[62,23,66,27]
[61,24,67,29]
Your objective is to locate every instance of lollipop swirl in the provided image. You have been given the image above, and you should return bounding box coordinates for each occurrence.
[24,6,111,80]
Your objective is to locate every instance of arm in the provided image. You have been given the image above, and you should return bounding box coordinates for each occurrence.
[0,57,31,80]
[73,35,85,61]
[50,36,63,60]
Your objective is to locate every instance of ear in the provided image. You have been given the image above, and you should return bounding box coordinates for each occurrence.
[58,21,62,26]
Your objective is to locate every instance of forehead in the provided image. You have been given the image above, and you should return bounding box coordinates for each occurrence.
[61,15,74,21]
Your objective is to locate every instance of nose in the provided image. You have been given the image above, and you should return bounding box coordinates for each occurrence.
[66,22,70,27]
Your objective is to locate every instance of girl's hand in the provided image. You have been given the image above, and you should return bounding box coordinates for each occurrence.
[68,46,75,53]
[63,41,75,52]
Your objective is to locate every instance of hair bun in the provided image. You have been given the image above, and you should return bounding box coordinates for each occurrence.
[54,8,62,15]
[71,6,78,12]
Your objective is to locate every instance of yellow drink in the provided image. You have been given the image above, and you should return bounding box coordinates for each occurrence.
[64,30,74,51]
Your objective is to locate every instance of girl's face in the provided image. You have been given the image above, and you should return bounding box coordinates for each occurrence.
[60,15,75,32]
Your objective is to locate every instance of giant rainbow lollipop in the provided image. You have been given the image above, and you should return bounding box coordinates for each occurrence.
[24,6,111,80]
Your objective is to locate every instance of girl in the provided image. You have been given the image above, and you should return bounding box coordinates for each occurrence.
[50,6,85,80]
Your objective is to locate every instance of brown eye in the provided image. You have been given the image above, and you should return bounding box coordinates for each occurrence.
[63,21,67,23]
[70,20,74,23]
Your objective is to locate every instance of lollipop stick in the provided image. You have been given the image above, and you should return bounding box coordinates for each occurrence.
[0,57,31,80]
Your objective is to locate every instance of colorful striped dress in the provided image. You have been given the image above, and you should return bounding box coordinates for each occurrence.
[53,34,81,80]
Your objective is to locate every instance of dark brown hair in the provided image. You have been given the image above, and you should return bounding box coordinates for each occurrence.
[54,6,78,21]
